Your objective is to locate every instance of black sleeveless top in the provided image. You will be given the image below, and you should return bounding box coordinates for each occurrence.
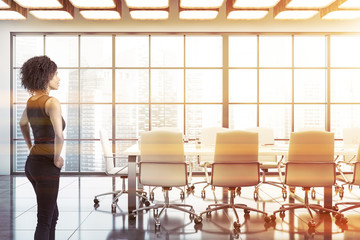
[27,95,66,158]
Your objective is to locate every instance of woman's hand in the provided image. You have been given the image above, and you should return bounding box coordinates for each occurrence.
[54,156,64,169]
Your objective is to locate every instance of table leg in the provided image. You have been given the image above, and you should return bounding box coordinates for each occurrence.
[324,186,332,209]
[128,155,137,212]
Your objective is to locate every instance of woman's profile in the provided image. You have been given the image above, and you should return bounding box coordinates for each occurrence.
[19,55,65,240]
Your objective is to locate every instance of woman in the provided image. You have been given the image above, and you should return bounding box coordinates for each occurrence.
[19,55,65,240]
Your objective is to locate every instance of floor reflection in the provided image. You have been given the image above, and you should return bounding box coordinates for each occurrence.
[2,175,360,239]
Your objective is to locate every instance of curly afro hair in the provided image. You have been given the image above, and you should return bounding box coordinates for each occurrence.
[20,55,57,94]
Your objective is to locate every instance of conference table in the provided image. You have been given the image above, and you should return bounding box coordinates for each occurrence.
[123,143,357,212]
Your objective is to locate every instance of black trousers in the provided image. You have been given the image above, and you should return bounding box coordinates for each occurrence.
[25,155,60,240]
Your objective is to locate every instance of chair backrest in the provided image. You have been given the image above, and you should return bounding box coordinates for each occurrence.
[286,131,335,187]
[139,130,184,163]
[199,127,228,163]
[288,131,334,163]
[343,128,360,147]
[214,130,258,163]
[139,130,186,187]
[246,127,274,145]
[99,129,115,173]
[211,130,260,187]
[200,127,228,146]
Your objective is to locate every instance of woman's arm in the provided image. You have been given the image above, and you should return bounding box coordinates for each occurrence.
[46,97,65,169]
[19,109,32,150]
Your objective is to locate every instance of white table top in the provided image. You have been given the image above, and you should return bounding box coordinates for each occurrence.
[122,143,357,157]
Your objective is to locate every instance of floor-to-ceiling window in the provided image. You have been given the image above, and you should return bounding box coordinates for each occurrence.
[11,33,360,173]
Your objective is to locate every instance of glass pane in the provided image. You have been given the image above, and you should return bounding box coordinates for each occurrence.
[115,140,137,167]
[259,104,292,139]
[331,105,360,139]
[14,36,44,67]
[80,140,104,172]
[185,36,222,67]
[331,36,360,67]
[151,104,184,131]
[116,70,149,103]
[50,69,79,103]
[80,69,112,103]
[331,70,360,103]
[61,104,79,139]
[229,104,257,129]
[229,69,257,102]
[14,141,28,172]
[62,140,79,172]
[294,69,325,103]
[259,70,292,103]
[151,36,184,67]
[80,36,112,67]
[294,104,326,132]
[151,70,184,103]
[116,104,149,139]
[229,36,257,67]
[259,36,292,67]
[116,35,149,67]
[186,70,222,103]
[14,104,33,139]
[45,36,78,67]
[294,36,325,67]
[14,69,30,103]
[185,104,222,139]
[80,104,112,139]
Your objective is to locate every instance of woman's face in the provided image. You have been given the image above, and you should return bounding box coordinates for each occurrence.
[48,71,60,90]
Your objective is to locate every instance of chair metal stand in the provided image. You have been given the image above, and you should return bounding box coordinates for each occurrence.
[149,186,185,201]
[131,187,202,231]
[271,187,340,229]
[94,176,148,213]
[200,187,270,231]
[255,169,287,200]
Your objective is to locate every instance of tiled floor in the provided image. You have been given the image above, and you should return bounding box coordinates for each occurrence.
[0,175,360,240]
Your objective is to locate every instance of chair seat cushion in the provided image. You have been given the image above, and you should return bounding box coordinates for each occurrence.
[260,162,281,169]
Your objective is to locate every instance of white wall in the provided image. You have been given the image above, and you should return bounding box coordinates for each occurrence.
[1,1,360,174]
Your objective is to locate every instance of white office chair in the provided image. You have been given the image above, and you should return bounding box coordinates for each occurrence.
[191,126,228,198]
[200,130,270,231]
[334,144,360,225]
[147,127,186,201]
[270,131,339,230]
[246,127,287,200]
[131,130,202,231]
[93,129,148,213]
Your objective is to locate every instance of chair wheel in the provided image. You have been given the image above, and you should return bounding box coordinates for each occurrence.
[129,213,136,220]
[201,190,206,199]
[233,221,241,229]
[145,200,150,207]
[282,190,287,199]
[180,192,185,200]
[253,190,259,201]
[279,212,285,219]
[155,222,161,231]
[308,221,316,228]
[270,215,276,222]
[93,203,99,209]
[289,187,295,193]
[311,188,316,200]
[93,198,99,204]
[349,185,353,192]
[236,187,241,196]
[149,192,154,201]
[264,216,271,223]
[194,216,202,224]
[244,209,250,214]
[335,213,343,220]
[111,204,116,213]
[341,217,348,224]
